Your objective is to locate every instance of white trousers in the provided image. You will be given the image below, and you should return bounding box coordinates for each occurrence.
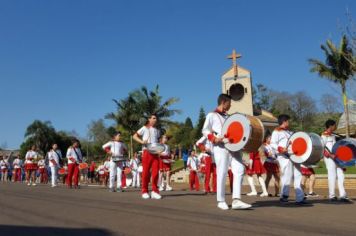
[277,156,304,202]
[132,170,140,187]
[324,157,346,198]
[214,146,245,202]
[50,166,58,186]
[109,161,124,189]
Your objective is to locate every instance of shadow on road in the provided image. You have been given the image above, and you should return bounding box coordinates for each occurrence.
[0,225,119,236]
[253,198,354,208]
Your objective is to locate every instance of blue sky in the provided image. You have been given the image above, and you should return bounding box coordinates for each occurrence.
[1,0,355,149]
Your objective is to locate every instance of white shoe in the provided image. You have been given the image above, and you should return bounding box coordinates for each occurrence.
[166,185,173,191]
[260,192,269,197]
[27,183,31,186]
[51,185,57,188]
[232,199,252,210]
[151,191,162,200]
[142,193,150,199]
[32,183,37,186]
[217,202,229,210]
[159,186,164,191]
[247,191,257,196]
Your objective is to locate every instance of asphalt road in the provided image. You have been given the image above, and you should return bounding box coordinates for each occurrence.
[0,183,355,236]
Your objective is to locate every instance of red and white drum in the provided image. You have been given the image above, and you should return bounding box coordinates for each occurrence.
[222,113,265,152]
[332,138,356,167]
[288,132,324,166]
[79,163,88,170]
[58,168,67,175]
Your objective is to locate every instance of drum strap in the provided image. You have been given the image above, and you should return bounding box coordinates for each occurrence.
[73,148,82,162]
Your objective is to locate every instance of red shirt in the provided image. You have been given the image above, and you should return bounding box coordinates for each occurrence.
[89,163,96,172]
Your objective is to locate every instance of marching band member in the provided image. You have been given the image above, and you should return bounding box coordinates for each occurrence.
[196,136,216,194]
[48,144,62,187]
[37,157,47,184]
[246,150,269,197]
[130,152,141,188]
[187,150,200,191]
[322,119,350,202]
[102,132,128,192]
[97,162,106,186]
[262,132,280,197]
[12,156,22,182]
[159,135,173,191]
[133,114,162,200]
[89,161,96,184]
[202,94,251,210]
[66,139,83,189]
[103,157,110,186]
[301,165,318,197]
[25,145,39,186]
[271,114,306,204]
[0,156,9,182]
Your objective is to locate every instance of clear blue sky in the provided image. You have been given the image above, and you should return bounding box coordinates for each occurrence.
[1,0,355,149]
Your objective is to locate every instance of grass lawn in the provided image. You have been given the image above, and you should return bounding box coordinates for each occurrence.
[314,160,356,174]
[172,159,184,170]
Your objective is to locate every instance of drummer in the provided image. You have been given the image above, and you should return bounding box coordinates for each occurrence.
[66,139,83,189]
[271,114,306,205]
[102,132,128,192]
[322,119,350,202]
[202,94,251,210]
[25,145,39,186]
[130,152,141,188]
[196,136,216,194]
[133,114,162,200]
[159,135,173,192]
[301,165,318,197]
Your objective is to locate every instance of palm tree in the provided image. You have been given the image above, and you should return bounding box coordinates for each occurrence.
[24,120,57,155]
[309,35,355,137]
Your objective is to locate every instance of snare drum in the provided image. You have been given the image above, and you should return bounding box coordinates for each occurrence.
[79,163,88,170]
[332,138,356,167]
[111,156,127,162]
[124,167,132,175]
[288,132,324,166]
[147,143,166,154]
[58,168,67,175]
[222,113,265,152]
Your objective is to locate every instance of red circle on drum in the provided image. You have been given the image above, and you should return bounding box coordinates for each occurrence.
[292,138,308,156]
[336,146,353,162]
[227,121,244,144]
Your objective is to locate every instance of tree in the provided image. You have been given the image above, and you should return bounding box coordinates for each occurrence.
[106,85,180,157]
[290,91,317,131]
[270,91,293,116]
[22,120,57,156]
[320,93,342,114]
[193,107,206,140]
[309,35,355,137]
[254,84,272,110]
[87,119,111,144]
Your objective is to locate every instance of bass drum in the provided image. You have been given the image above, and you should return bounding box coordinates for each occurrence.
[222,113,264,152]
[332,138,356,167]
[288,132,324,166]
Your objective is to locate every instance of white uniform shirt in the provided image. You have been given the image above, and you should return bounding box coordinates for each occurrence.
[263,143,277,163]
[66,147,83,164]
[37,159,46,168]
[187,156,200,171]
[102,141,127,159]
[196,136,215,162]
[25,150,38,164]
[0,160,8,170]
[103,160,110,171]
[13,158,22,169]
[48,149,62,167]
[202,111,228,144]
[270,128,292,157]
[129,158,140,170]
[97,165,105,174]
[321,132,336,156]
[136,126,160,149]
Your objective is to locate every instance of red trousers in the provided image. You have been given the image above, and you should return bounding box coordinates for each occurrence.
[14,168,21,182]
[39,168,48,183]
[141,150,159,194]
[189,170,200,191]
[122,172,126,187]
[204,157,217,193]
[66,163,79,187]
